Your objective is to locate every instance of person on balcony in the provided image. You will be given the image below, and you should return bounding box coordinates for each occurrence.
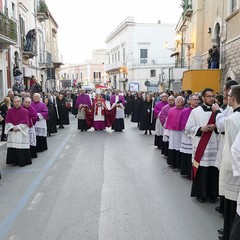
[24,29,36,52]
[211,45,220,69]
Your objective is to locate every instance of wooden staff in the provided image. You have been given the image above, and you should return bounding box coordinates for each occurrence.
[151,97,155,124]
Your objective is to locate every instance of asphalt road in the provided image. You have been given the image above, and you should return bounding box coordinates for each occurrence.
[0,114,222,240]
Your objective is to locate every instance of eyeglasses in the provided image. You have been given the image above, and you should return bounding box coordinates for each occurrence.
[191,99,199,101]
[204,95,215,98]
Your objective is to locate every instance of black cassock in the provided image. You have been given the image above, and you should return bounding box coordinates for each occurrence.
[46,103,57,134]
[71,94,78,116]
[139,100,155,130]
[124,95,134,116]
[131,97,143,123]
[56,98,70,126]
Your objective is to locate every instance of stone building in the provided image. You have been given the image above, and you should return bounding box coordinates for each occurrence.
[175,0,240,84]
[0,0,61,101]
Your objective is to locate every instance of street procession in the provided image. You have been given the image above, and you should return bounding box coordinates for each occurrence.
[1,0,240,240]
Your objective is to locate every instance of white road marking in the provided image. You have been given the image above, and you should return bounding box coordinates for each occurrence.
[59,153,66,159]
[28,193,44,211]
[52,164,59,171]
[43,176,53,186]
[9,235,20,240]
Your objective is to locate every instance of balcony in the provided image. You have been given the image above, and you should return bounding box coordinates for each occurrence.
[39,51,52,68]
[22,36,37,60]
[37,1,49,22]
[0,12,18,48]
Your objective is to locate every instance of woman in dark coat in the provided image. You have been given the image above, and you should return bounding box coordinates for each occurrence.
[131,93,143,127]
[0,97,11,141]
[44,97,57,136]
[56,94,70,128]
[139,94,154,134]
[124,92,134,117]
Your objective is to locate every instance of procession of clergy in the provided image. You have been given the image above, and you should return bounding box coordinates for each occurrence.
[1,80,240,239]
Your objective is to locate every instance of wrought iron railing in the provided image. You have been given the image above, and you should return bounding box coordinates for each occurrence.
[0,11,17,42]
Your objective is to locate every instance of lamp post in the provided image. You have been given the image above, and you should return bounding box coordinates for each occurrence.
[175,33,194,69]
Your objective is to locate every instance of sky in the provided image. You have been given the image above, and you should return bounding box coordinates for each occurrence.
[45,0,183,64]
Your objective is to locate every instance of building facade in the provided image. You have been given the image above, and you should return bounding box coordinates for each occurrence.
[175,0,240,83]
[0,0,61,101]
[59,49,108,90]
[105,17,176,91]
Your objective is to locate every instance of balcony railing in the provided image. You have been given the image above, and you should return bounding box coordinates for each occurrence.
[37,0,49,22]
[0,11,18,45]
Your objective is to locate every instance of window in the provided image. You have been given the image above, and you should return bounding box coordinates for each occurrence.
[231,0,237,12]
[12,2,15,18]
[140,49,148,64]
[76,72,78,80]
[123,48,126,61]
[118,51,120,62]
[150,70,156,77]
[80,72,83,80]
[93,72,101,79]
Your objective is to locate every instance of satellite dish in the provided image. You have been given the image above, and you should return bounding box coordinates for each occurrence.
[144,80,150,87]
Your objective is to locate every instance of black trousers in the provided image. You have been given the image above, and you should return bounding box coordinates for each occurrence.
[230,213,240,240]
[223,199,237,240]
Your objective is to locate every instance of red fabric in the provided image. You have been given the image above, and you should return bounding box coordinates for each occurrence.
[192,112,215,179]
[85,100,116,128]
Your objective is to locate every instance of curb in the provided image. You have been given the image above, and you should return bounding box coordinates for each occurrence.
[0,142,7,149]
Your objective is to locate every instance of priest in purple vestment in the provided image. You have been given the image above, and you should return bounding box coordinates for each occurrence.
[154,93,169,148]
[31,93,49,152]
[5,96,32,167]
[179,94,199,178]
[23,97,38,158]
[159,96,175,156]
[165,96,185,168]
[76,89,92,131]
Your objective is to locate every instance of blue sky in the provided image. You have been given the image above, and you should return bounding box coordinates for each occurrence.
[46,0,182,64]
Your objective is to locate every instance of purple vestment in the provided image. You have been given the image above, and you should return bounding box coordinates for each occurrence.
[24,106,38,125]
[5,106,32,127]
[159,104,175,126]
[75,94,92,108]
[31,101,49,120]
[110,95,126,106]
[154,101,168,118]
[165,107,185,131]
[179,107,193,131]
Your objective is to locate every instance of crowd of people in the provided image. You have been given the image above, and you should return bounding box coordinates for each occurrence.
[0,80,240,240]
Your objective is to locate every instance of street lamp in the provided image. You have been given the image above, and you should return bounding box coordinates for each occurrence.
[175,32,194,69]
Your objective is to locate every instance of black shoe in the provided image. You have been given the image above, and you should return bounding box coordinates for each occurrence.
[149,131,152,135]
[218,234,224,240]
[217,228,224,235]
[209,198,216,203]
[196,197,205,203]
[215,206,223,214]
[144,131,147,134]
